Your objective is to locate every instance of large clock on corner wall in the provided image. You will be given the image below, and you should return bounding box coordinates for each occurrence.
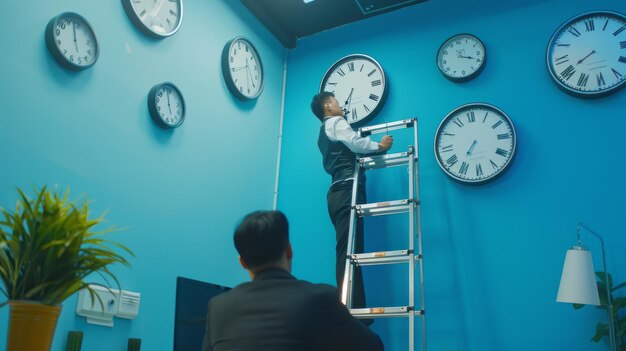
[320,54,388,126]
[221,37,264,101]
[547,10,626,98]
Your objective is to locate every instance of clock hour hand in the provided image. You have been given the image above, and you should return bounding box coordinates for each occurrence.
[577,50,596,65]
[466,140,478,156]
[167,90,172,114]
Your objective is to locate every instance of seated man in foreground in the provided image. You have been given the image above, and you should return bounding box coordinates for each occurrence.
[202,210,384,351]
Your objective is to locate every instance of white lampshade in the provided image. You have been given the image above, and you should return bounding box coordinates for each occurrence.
[556,246,600,305]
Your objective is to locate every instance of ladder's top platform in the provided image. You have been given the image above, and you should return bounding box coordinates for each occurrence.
[359,118,416,136]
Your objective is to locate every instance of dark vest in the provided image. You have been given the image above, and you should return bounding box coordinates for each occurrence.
[318,120,356,184]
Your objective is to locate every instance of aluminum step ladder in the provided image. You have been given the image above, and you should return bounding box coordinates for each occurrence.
[340,118,426,351]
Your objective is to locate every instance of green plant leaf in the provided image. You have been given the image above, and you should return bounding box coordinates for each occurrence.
[592,323,608,342]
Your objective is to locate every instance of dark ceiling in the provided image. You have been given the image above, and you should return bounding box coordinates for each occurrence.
[240,0,428,49]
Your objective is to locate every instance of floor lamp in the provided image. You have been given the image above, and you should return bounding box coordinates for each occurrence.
[556,223,617,351]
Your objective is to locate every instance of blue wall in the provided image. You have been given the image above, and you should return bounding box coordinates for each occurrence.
[279,0,626,350]
[0,1,285,350]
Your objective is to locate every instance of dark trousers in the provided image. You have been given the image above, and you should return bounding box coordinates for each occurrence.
[327,179,366,309]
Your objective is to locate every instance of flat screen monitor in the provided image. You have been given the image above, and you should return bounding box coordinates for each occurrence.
[173,277,231,351]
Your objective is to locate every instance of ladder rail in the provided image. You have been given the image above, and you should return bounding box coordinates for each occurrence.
[414,119,427,351]
[340,160,363,307]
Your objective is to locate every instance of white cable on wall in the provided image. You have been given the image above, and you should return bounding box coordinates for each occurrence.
[273,48,288,210]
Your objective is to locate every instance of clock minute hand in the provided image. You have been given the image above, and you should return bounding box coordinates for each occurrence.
[73,22,79,52]
[577,50,596,65]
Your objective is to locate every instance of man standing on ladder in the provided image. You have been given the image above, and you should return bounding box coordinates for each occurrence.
[311,91,393,314]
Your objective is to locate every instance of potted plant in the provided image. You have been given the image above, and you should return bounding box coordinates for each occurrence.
[574,272,626,350]
[0,186,133,351]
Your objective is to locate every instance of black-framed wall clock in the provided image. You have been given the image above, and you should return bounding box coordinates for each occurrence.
[221,37,264,100]
[45,12,99,70]
[148,82,185,128]
[434,103,517,184]
[121,0,183,37]
[436,33,486,82]
[547,10,626,98]
[320,54,388,126]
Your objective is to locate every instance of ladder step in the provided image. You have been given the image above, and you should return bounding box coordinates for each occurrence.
[359,118,415,136]
[351,250,415,266]
[359,151,412,170]
[349,306,424,319]
[354,199,415,217]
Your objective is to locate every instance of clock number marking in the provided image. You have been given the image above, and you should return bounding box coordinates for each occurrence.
[619,56,626,63]
[497,133,511,140]
[560,65,576,81]
[459,162,469,175]
[577,73,589,87]
[169,9,177,17]
[603,19,609,31]
[443,132,455,136]
[446,154,459,167]
[466,111,475,123]
[483,112,488,123]
[369,94,380,101]
[351,108,358,120]
[490,159,498,170]
[337,68,345,76]
[360,64,364,72]
[496,148,510,157]
[476,164,483,177]
[371,80,382,87]
[621,41,626,49]
[613,26,625,36]
[554,54,569,65]
[568,26,581,37]
[441,144,454,153]
[584,19,595,31]
[368,69,377,77]
[326,82,337,86]
[613,68,623,79]
[348,62,355,71]
[363,105,371,113]
[557,43,571,47]
[597,72,606,87]
[453,118,464,128]
[491,120,503,129]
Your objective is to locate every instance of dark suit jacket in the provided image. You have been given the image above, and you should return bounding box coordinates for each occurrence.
[202,268,384,351]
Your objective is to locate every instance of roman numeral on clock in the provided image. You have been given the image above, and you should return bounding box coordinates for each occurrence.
[560,65,576,81]
[568,27,581,37]
[597,72,606,87]
[497,133,511,140]
[621,41,626,49]
[371,80,381,87]
[337,68,345,76]
[490,159,498,170]
[491,120,502,129]
[584,19,595,31]
[614,26,625,36]
[363,105,370,113]
[351,108,358,120]
[369,94,379,101]
[495,148,510,157]
[554,54,569,65]
[476,164,483,177]
[466,111,475,123]
[348,62,355,71]
[368,69,377,77]
[577,73,589,87]
[619,56,626,64]
[613,68,623,79]
[453,118,464,128]
[441,144,453,153]
[446,154,459,167]
[459,162,469,175]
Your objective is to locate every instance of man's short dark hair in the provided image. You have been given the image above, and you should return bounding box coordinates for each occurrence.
[234,210,289,269]
[310,91,335,122]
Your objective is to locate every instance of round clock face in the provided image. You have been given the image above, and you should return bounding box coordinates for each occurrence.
[320,54,387,126]
[122,0,183,37]
[547,11,626,98]
[437,34,486,82]
[45,12,98,70]
[434,103,517,184]
[148,82,185,128]
[221,37,264,100]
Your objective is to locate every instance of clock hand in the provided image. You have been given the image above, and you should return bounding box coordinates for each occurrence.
[344,88,354,106]
[459,55,475,59]
[73,22,79,53]
[150,0,166,17]
[466,140,478,156]
[166,90,173,115]
[577,50,596,65]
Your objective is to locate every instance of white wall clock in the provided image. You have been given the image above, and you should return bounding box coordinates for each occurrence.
[221,37,264,100]
[434,103,517,184]
[121,0,183,38]
[45,12,99,71]
[437,33,486,82]
[547,10,626,98]
[320,54,388,126]
[148,82,185,128]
